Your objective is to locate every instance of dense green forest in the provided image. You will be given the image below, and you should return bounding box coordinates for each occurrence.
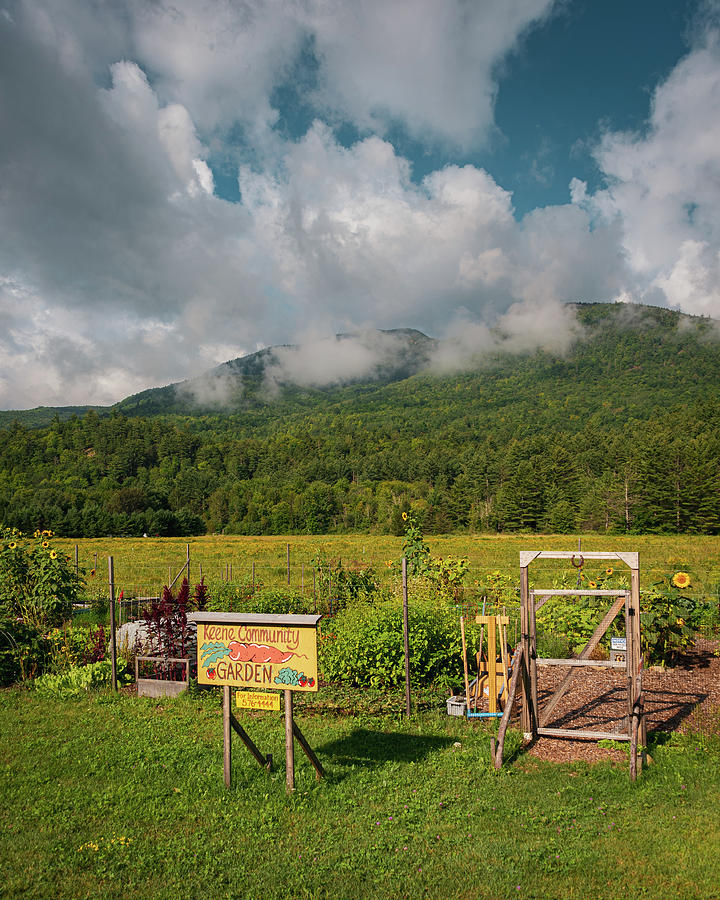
[1,303,719,537]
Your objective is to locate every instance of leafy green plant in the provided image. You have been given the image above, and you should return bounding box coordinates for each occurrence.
[320,600,463,688]
[46,624,106,673]
[207,581,315,615]
[0,616,50,684]
[32,659,130,699]
[312,553,383,612]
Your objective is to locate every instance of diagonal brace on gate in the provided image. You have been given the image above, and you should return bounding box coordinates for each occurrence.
[539,593,627,728]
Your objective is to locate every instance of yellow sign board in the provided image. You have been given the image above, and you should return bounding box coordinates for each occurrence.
[235,691,281,711]
[193,613,320,692]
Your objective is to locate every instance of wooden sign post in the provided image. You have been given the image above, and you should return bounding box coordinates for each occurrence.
[188,612,325,792]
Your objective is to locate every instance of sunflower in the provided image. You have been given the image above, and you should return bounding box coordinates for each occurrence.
[588,580,597,588]
[42,541,49,548]
[402,512,408,521]
[605,568,614,576]
[49,550,57,560]
[34,529,41,538]
[42,529,53,537]
[671,571,691,589]
[8,541,17,550]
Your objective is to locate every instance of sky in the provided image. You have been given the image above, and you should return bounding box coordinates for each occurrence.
[2,0,720,409]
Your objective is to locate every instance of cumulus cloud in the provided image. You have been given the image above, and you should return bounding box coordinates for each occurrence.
[2,1,720,409]
[306,0,555,148]
[574,28,720,317]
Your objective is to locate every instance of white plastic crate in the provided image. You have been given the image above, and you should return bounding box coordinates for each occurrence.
[446,695,467,717]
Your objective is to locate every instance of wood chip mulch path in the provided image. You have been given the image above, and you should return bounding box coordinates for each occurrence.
[521,637,720,765]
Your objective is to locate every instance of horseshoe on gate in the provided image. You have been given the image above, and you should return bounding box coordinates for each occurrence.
[570,554,584,568]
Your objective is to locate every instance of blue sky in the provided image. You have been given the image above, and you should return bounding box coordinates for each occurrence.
[1,0,719,407]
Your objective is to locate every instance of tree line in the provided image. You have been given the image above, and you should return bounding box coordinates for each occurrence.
[0,399,717,537]
[2,303,719,537]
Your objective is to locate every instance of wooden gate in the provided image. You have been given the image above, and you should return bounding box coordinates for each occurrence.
[518,551,645,779]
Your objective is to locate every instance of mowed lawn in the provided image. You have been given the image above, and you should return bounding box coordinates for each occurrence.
[2,685,720,899]
[54,533,720,599]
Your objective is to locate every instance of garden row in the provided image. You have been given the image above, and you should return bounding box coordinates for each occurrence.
[1,523,717,697]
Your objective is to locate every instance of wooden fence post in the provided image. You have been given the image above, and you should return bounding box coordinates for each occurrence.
[108,556,117,692]
[403,557,411,717]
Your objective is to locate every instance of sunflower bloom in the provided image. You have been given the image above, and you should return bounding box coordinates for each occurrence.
[49,550,57,560]
[671,572,691,589]
[8,541,17,550]
[402,512,408,521]
[588,580,597,588]
[605,568,613,576]
[42,541,49,548]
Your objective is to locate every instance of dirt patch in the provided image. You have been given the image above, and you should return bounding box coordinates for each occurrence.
[522,637,720,764]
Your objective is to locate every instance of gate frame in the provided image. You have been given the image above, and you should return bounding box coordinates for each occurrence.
[519,550,646,779]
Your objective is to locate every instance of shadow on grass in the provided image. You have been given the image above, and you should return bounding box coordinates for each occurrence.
[317,727,454,775]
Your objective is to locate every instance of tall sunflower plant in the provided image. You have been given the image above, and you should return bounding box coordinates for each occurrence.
[0,527,84,631]
[640,571,705,667]
[400,511,469,602]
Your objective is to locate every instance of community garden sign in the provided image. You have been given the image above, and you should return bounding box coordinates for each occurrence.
[195,612,320,691]
[188,612,324,792]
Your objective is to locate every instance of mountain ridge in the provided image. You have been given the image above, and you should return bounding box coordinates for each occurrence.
[1,303,718,430]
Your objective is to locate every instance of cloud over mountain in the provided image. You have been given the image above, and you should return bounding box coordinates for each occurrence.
[1,1,719,409]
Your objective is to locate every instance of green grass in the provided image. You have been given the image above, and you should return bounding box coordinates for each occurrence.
[2,684,720,899]
[56,533,720,600]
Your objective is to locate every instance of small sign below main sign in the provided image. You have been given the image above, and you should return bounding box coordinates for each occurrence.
[236,691,281,711]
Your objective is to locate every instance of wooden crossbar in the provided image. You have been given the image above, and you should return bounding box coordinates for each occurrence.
[537,728,630,741]
[533,589,628,597]
[537,658,626,668]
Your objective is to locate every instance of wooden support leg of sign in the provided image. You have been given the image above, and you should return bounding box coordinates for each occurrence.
[224,686,232,788]
[230,712,273,772]
[283,690,325,791]
[292,721,325,780]
[285,689,295,792]
[223,687,273,788]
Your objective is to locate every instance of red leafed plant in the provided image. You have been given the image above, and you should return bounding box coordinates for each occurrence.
[140,577,195,680]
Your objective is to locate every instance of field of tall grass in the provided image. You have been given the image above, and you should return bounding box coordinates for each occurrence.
[55,533,720,601]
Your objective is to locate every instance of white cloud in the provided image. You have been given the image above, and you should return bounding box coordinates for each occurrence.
[306,0,556,148]
[2,1,720,408]
[577,32,720,317]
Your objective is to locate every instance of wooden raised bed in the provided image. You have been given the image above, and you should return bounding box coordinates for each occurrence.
[135,656,190,698]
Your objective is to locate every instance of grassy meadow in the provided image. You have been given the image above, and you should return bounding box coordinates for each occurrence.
[54,533,720,600]
[3,531,719,897]
[2,685,720,899]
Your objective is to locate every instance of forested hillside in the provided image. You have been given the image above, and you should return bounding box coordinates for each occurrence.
[1,303,719,537]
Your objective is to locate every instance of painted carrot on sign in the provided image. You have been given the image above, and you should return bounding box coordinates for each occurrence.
[228,641,297,664]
